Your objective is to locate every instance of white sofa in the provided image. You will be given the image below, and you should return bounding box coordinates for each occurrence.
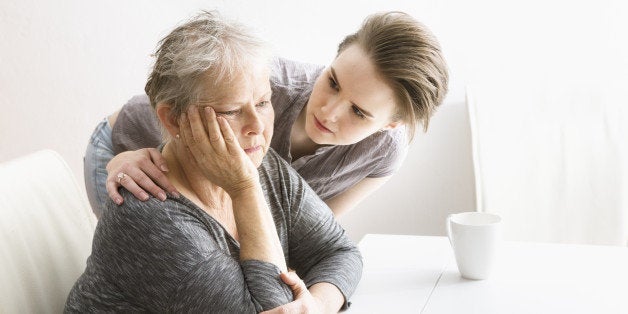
[0,150,96,313]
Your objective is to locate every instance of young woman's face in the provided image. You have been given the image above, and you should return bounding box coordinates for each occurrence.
[305,44,400,145]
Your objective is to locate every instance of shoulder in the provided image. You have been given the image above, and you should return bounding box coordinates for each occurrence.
[339,126,407,161]
[99,190,185,239]
[112,94,161,153]
[259,149,333,226]
[98,189,212,251]
[345,126,408,177]
[119,94,152,114]
[258,148,312,208]
[127,94,151,106]
[270,57,324,117]
[87,192,219,310]
[116,94,153,120]
[270,57,324,88]
[366,126,407,156]
[95,190,215,270]
[259,148,299,184]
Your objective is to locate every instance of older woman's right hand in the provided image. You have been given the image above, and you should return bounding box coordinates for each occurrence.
[106,148,180,205]
[261,272,324,314]
[180,106,260,196]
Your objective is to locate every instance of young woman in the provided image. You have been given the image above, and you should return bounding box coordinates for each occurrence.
[84,11,448,218]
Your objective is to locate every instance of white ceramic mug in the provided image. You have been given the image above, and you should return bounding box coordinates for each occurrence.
[446,212,502,280]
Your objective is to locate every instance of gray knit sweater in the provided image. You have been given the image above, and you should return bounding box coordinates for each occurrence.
[65,149,362,312]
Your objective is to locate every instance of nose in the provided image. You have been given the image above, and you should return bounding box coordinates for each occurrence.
[242,107,264,136]
[320,98,344,123]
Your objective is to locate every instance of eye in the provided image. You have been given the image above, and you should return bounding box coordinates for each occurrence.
[216,109,241,116]
[256,100,270,108]
[327,76,339,91]
[352,105,367,119]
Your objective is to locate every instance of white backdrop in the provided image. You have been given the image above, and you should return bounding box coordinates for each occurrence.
[469,83,628,246]
[1,0,626,243]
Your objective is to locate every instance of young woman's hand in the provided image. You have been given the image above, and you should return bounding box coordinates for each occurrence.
[261,272,323,314]
[106,148,179,205]
[179,105,259,197]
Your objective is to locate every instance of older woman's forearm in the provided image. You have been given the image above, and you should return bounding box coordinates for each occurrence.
[288,183,364,309]
[231,183,287,272]
[309,282,345,313]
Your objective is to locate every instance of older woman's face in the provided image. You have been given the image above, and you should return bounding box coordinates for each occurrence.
[198,65,274,167]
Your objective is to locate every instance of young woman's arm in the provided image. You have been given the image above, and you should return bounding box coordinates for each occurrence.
[104,153,393,218]
[325,176,392,218]
[83,102,177,213]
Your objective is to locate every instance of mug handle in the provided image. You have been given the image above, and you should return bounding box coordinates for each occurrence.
[446,214,453,247]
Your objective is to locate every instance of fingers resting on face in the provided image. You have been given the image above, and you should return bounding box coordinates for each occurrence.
[177,105,258,195]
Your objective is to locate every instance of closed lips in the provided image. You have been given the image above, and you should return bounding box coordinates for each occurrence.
[314,116,333,133]
[244,145,261,153]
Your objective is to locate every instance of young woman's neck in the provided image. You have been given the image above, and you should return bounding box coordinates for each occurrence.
[290,105,322,160]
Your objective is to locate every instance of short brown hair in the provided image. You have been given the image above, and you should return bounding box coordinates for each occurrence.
[338,12,449,140]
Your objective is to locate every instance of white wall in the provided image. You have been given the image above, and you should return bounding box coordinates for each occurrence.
[340,99,475,241]
[2,0,625,243]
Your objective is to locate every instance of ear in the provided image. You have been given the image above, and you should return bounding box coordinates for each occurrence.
[381,119,404,131]
[155,104,179,138]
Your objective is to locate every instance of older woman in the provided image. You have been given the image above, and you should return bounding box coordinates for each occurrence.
[65,11,361,313]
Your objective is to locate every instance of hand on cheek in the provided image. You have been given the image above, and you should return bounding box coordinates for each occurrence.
[179,106,258,196]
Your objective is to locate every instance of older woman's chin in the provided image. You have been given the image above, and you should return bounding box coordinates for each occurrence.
[246,147,267,167]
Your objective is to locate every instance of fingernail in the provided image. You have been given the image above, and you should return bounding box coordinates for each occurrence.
[140,192,149,201]
[170,191,181,199]
[160,164,169,172]
[114,197,123,205]
[158,192,167,201]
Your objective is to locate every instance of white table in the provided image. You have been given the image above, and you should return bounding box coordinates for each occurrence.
[348,234,628,314]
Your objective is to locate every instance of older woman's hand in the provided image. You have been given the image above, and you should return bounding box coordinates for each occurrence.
[180,106,259,196]
[261,272,323,314]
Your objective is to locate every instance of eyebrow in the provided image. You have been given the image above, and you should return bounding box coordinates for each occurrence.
[330,67,374,118]
[198,90,272,107]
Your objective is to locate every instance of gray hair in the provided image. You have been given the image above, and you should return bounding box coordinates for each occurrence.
[338,12,449,140]
[145,10,270,119]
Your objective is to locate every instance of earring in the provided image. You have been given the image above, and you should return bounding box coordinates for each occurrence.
[175,134,180,139]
